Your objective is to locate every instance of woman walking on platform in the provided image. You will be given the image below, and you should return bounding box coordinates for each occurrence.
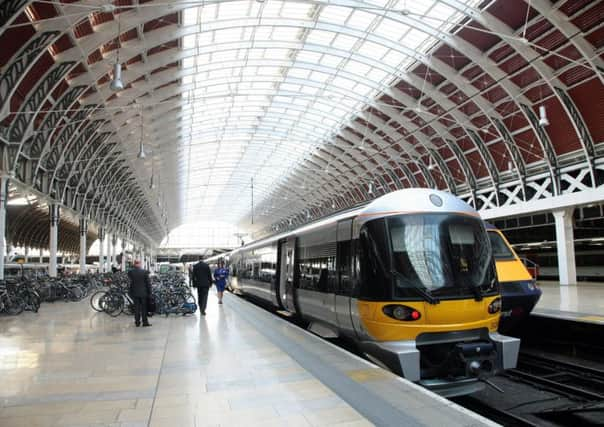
[213,260,229,304]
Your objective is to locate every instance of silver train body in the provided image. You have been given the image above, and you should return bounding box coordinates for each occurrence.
[215,189,520,396]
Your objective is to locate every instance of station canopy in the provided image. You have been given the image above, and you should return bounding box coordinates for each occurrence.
[0,0,602,248]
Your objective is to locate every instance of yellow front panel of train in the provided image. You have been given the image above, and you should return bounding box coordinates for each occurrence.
[358,297,501,341]
[495,260,532,282]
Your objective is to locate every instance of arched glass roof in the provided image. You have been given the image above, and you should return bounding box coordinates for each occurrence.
[176,0,482,223]
[1,0,602,247]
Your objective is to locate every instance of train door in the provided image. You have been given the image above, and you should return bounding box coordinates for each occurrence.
[278,237,297,314]
[335,220,355,335]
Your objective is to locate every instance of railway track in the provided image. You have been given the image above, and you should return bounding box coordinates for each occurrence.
[453,395,542,427]
[506,351,604,401]
[454,350,604,426]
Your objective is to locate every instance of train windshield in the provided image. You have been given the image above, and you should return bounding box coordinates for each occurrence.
[388,214,496,298]
[487,231,516,260]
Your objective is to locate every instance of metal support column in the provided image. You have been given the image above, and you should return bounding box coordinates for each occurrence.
[39,248,43,263]
[105,232,111,272]
[111,235,117,270]
[98,227,105,273]
[79,217,87,274]
[121,239,126,271]
[553,208,577,286]
[49,204,60,278]
[24,247,29,263]
[0,176,7,280]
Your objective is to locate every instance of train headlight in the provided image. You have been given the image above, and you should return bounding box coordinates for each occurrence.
[383,304,421,321]
[488,297,502,314]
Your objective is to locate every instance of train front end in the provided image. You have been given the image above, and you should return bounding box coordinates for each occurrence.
[352,189,520,397]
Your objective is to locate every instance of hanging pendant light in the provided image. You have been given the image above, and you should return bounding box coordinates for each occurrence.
[110,63,124,92]
[137,112,146,159]
[149,156,155,189]
[368,182,374,195]
[538,105,549,127]
[110,14,124,92]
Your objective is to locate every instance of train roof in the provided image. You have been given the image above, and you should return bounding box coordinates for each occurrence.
[224,188,478,257]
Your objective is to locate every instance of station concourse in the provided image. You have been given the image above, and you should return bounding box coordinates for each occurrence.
[1,0,603,426]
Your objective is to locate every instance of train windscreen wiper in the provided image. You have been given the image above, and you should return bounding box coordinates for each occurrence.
[468,277,497,302]
[391,270,440,305]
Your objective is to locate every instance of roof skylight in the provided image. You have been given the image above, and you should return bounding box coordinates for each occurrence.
[178,0,482,224]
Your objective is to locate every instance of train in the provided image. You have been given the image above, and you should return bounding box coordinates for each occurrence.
[215,188,520,397]
[517,248,604,281]
[486,225,542,333]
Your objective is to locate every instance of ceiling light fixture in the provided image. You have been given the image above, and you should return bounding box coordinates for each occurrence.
[538,105,549,127]
[149,157,155,189]
[110,13,124,92]
[368,182,374,195]
[137,112,146,159]
[427,157,436,171]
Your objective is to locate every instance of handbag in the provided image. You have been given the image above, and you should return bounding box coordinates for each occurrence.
[147,295,157,315]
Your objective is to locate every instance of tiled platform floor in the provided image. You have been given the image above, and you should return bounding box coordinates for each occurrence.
[0,291,495,427]
[534,281,604,324]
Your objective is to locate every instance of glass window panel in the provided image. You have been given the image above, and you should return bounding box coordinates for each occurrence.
[374,19,410,39]
[183,7,198,26]
[332,34,359,50]
[183,57,195,68]
[183,34,196,48]
[271,27,299,41]
[359,41,389,60]
[343,59,371,76]
[200,4,217,22]
[320,6,352,25]
[320,54,343,68]
[347,10,375,31]
[306,30,336,46]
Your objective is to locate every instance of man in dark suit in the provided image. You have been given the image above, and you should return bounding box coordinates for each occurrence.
[192,256,213,316]
[128,259,152,327]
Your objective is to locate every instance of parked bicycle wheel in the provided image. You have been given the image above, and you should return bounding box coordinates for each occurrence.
[4,296,25,315]
[100,293,123,317]
[67,286,85,302]
[90,290,107,312]
[20,290,40,313]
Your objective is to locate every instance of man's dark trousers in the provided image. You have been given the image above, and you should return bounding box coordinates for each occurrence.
[197,286,209,314]
[133,297,149,326]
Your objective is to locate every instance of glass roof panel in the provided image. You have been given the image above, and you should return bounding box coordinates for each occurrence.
[178,0,483,224]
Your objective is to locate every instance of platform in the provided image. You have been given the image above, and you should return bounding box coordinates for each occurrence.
[0,291,497,427]
[533,281,604,325]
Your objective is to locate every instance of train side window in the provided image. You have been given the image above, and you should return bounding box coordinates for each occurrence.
[359,219,390,300]
[337,240,352,296]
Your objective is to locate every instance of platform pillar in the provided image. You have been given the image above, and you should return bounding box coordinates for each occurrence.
[49,204,59,278]
[39,248,43,263]
[105,232,111,273]
[79,218,87,274]
[111,235,117,270]
[24,247,29,263]
[121,239,126,271]
[553,208,577,286]
[0,176,7,280]
[98,227,105,273]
